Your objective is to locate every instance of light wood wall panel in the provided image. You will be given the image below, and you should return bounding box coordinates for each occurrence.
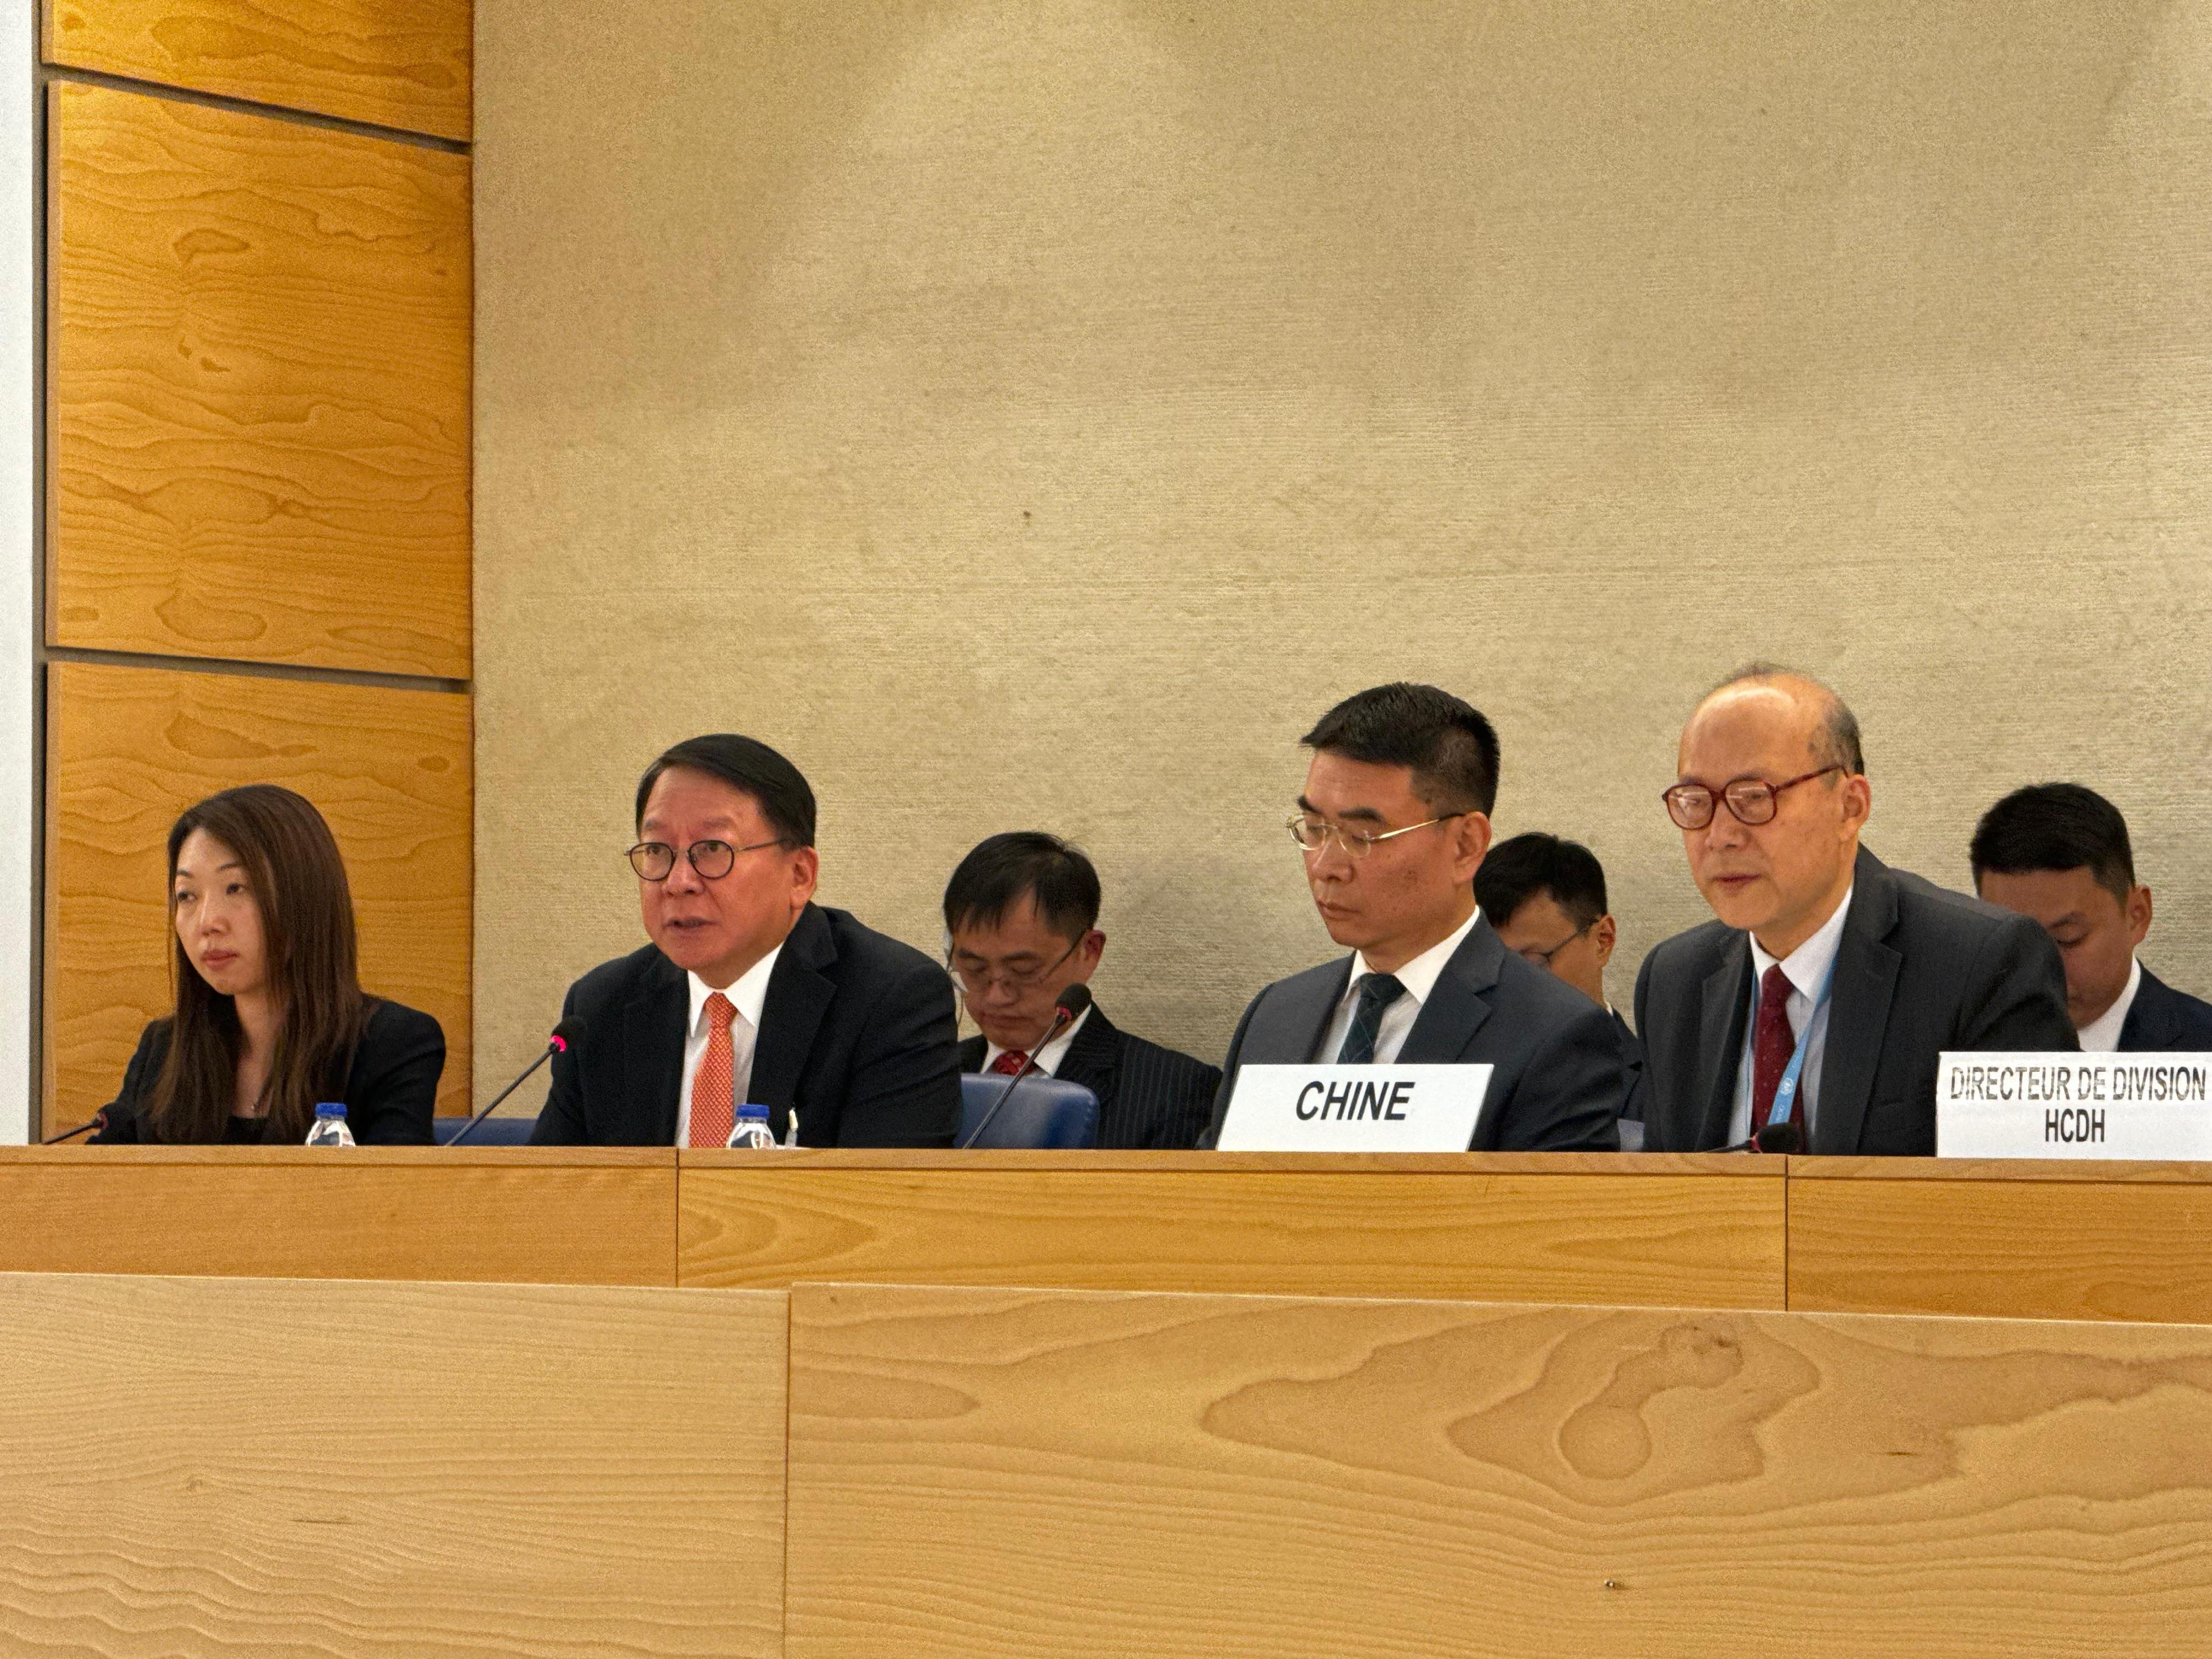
[43,0,472,141]
[679,1150,1788,1307]
[1789,1159,2212,1323]
[0,1273,785,1657]
[45,660,471,1135]
[49,81,469,677]
[789,1282,2212,1658]
[0,1148,676,1284]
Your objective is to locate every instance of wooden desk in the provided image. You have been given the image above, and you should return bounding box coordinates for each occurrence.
[679,1150,1788,1308]
[0,1147,677,1285]
[787,1281,2212,1658]
[0,1272,785,1657]
[1788,1157,2212,1322]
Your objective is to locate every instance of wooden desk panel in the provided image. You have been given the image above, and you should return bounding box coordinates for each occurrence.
[0,1148,676,1285]
[0,1273,783,1657]
[681,1151,1786,1308]
[1789,1156,2212,1322]
[787,1281,2212,1658]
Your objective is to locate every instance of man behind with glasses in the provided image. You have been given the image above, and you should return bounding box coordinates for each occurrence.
[1201,683,1624,1151]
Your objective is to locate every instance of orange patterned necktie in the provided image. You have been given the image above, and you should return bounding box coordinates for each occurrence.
[989,1049,1028,1077]
[688,992,737,1147]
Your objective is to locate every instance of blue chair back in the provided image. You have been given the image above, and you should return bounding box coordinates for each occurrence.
[958,1073,1099,1150]
[433,1115,539,1146]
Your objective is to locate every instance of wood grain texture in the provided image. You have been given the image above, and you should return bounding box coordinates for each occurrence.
[1790,1168,2212,1322]
[50,81,469,676]
[45,660,471,1136]
[679,1156,1786,1307]
[0,1273,784,1656]
[0,1149,675,1284]
[788,1282,2212,1658]
[44,0,471,140]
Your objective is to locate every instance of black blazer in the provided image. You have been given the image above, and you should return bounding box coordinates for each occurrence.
[1612,1008,1648,1124]
[90,998,444,1145]
[957,1002,1221,1150]
[2120,966,2212,1051]
[1633,846,2077,1156]
[531,902,961,1147]
[1201,915,1623,1151]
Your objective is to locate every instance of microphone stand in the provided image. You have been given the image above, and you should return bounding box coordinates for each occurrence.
[959,1007,1075,1151]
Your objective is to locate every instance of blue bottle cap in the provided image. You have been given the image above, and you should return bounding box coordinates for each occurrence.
[314,1102,348,1118]
[736,1103,769,1120]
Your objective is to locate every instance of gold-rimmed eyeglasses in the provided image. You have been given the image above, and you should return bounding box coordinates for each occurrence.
[1286,811,1465,859]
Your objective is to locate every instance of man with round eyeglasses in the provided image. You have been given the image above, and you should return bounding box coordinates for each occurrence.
[1635,665,2074,1155]
[1199,682,1624,1151]
[531,733,961,1147]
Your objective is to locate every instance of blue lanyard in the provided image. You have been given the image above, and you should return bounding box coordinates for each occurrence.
[1758,959,1835,1131]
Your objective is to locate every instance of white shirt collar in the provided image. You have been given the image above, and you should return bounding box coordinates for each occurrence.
[1748,885,1854,1000]
[687,942,783,1037]
[2076,956,2142,1052]
[1353,906,1481,1006]
[981,1004,1093,1075]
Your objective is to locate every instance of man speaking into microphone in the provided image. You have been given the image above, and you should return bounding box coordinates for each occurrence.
[530,734,961,1147]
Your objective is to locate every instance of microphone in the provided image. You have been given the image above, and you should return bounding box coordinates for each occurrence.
[43,1111,106,1145]
[446,1018,585,1146]
[1720,1119,1805,1154]
[959,984,1092,1151]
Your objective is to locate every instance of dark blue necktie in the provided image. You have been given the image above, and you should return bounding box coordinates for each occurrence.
[1335,972,1407,1064]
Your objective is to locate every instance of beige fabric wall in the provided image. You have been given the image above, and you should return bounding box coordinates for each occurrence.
[472,0,2211,1098]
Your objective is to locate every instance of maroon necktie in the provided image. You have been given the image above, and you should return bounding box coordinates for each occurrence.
[1750,964,1798,1134]
[989,1050,1029,1077]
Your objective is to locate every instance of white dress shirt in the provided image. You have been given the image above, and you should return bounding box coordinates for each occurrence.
[980,1005,1093,1077]
[1317,908,1483,1065]
[1728,888,1853,1145]
[2075,956,2142,1053]
[675,944,782,1146]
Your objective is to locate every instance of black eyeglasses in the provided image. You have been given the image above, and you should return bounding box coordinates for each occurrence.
[1662,766,1843,831]
[1515,924,1592,969]
[946,935,1083,996]
[626,837,789,881]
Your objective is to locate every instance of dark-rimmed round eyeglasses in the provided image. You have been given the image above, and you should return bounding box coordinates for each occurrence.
[1661,765,1843,831]
[626,837,789,881]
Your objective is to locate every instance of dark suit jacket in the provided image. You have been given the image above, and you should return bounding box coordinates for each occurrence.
[1201,915,1623,1151]
[1612,1009,1648,1124]
[1634,846,2077,1156]
[90,998,444,1145]
[531,903,961,1147]
[958,1003,1220,1150]
[2120,966,2212,1051]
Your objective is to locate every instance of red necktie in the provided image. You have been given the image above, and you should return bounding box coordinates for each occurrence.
[1750,964,1797,1135]
[688,992,736,1147]
[989,1050,1028,1077]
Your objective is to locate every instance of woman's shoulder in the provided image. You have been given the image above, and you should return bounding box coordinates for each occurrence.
[359,996,446,1051]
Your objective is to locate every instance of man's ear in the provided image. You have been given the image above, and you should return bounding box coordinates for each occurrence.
[1592,915,1618,968]
[789,846,821,908]
[1455,812,1494,881]
[2127,884,2153,948]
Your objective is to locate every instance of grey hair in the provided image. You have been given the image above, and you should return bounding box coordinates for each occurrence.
[1705,662,1865,775]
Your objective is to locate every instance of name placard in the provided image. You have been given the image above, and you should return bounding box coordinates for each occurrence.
[1215,1064,1493,1152]
[1937,1052,2212,1159]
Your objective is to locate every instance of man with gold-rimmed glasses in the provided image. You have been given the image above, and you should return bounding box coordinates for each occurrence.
[1199,683,1624,1151]
[1634,665,2073,1155]
[531,733,961,1147]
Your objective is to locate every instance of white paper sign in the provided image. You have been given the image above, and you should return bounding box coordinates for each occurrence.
[1937,1052,2212,1159]
[1215,1064,1494,1152]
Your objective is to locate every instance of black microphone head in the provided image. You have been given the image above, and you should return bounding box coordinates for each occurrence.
[549,1017,587,1053]
[1754,1120,1804,1155]
[1055,983,1093,1021]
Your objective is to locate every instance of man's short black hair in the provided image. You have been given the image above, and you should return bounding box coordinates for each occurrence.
[1301,682,1500,816]
[1475,832,1610,931]
[635,734,816,846]
[1970,782,2136,904]
[943,832,1102,942]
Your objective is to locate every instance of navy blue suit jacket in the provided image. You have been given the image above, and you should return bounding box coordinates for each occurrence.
[2120,966,2212,1051]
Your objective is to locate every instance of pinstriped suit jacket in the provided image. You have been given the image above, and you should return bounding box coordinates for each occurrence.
[958,1003,1220,1150]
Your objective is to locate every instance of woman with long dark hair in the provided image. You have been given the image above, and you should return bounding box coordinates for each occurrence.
[92,785,444,1144]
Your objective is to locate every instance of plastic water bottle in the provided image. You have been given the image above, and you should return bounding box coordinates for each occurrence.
[304,1102,355,1147]
[726,1103,778,1151]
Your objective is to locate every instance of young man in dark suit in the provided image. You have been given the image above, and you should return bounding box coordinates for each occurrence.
[1477,832,1647,1129]
[945,832,1220,1149]
[1202,683,1624,1152]
[1972,782,2212,1052]
[531,734,960,1147]
[1637,666,2076,1156]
